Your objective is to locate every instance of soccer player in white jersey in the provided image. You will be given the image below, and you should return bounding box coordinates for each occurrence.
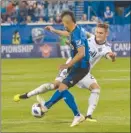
[14,23,116,122]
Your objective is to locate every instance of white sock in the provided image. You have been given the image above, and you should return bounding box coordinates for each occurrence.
[86,88,100,116]
[27,83,54,97]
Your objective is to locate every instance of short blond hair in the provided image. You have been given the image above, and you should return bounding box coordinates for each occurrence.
[97,23,109,32]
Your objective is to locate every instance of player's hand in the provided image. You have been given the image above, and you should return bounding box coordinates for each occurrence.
[44,26,55,32]
[59,64,70,71]
[108,52,116,62]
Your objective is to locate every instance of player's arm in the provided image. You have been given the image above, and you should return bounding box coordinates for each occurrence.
[60,46,85,70]
[45,26,69,36]
[104,44,116,62]
[67,46,85,67]
[86,32,93,38]
[105,52,116,62]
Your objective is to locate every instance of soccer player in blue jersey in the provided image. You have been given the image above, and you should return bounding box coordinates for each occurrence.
[14,11,90,127]
[38,11,90,127]
[42,11,90,126]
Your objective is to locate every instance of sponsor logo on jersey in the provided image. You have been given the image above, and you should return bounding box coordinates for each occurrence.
[76,40,82,46]
[98,48,102,52]
[89,50,97,58]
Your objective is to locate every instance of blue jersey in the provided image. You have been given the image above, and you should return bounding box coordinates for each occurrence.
[70,25,90,68]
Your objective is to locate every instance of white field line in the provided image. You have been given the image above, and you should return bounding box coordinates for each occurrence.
[2,78,130,82]
[95,69,130,72]
[2,69,130,74]
[2,116,130,125]
[2,87,130,107]
[2,69,130,76]
[2,119,71,124]
[1,78,130,92]
[98,78,130,81]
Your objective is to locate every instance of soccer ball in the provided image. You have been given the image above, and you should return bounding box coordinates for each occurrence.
[31,103,44,118]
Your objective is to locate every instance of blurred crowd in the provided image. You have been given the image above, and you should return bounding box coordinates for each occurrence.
[1,0,130,25]
[1,0,74,24]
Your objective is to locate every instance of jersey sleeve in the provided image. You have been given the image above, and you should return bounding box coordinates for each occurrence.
[103,44,112,57]
[73,31,85,49]
[81,27,95,39]
[75,39,85,48]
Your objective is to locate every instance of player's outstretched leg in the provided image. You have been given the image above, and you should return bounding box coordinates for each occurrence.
[13,83,55,102]
[85,87,100,122]
[36,84,85,127]
[36,95,48,113]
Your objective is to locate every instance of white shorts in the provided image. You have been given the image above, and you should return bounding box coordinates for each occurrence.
[55,69,67,82]
[77,73,97,89]
[55,70,97,89]
[55,57,97,89]
[55,57,72,82]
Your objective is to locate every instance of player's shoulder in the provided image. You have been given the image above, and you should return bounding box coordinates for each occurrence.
[72,25,86,39]
[105,41,112,47]
[73,25,82,34]
[88,34,95,42]
[71,25,79,37]
[102,42,112,52]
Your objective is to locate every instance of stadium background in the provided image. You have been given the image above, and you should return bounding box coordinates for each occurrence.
[1,0,130,58]
[1,0,130,132]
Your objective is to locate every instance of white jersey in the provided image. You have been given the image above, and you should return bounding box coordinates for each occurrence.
[55,34,112,89]
[88,34,112,70]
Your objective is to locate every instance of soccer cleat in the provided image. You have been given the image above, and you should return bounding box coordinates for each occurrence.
[70,114,85,127]
[85,115,97,122]
[13,93,28,102]
[20,93,28,99]
[13,94,20,102]
[36,95,48,113]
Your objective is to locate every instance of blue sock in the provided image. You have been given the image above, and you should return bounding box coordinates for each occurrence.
[61,90,80,116]
[44,90,62,109]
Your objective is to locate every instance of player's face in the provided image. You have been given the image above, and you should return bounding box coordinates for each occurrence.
[95,27,108,44]
[62,16,73,32]
[62,19,70,32]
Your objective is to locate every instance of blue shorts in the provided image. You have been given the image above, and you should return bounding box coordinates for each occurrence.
[62,63,90,88]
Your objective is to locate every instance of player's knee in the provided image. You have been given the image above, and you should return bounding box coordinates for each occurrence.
[53,80,61,89]
[90,84,100,94]
[89,83,100,91]
[91,88,100,94]
[44,83,55,90]
[58,83,68,91]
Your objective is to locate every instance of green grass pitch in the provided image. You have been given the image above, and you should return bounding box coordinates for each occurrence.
[1,58,130,132]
